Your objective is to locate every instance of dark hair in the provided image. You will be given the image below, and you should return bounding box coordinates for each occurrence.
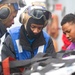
[61,13,75,26]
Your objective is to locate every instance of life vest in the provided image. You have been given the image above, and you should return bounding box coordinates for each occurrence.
[9,26,50,60]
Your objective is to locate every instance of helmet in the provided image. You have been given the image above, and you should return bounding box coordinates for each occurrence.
[0,3,19,20]
[19,4,52,27]
[0,0,26,7]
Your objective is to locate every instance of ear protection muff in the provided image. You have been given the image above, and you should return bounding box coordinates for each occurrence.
[19,12,25,24]
[19,11,31,25]
[0,4,11,20]
[0,3,19,21]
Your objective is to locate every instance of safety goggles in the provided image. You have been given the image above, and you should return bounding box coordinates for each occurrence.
[26,6,52,21]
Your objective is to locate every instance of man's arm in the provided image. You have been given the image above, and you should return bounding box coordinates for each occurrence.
[1,35,16,60]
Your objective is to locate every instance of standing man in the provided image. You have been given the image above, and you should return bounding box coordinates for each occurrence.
[0,1,19,58]
[0,0,26,59]
[0,0,26,74]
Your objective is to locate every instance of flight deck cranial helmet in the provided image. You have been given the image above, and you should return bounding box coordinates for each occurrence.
[0,0,24,24]
[0,0,26,24]
[0,0,26,7]
[0,3,19,20]
[19,3,52,27]
[19,4,52,39]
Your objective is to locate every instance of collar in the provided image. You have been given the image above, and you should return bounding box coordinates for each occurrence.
[19,25,46,51]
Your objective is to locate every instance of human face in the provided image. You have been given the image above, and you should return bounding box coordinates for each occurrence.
[30,24,43,34]
[62,22,75,42]
[2,4,17,28]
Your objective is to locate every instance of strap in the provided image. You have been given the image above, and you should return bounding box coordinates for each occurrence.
[9,57,48,68]
[2,57,15,75]
[62,50,75,57]
[2,52,75,74]
[2,56,49,74]
[3,53,49,68]
[16,39,23,53]
[22,57,75,74]
[37,45,44,53]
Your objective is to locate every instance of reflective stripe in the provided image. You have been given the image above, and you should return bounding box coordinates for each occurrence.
[0,33,6,45]
[16,39,23,53]
[37,45,44,53]
[0,33,6,61]
[16,39,44,53]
